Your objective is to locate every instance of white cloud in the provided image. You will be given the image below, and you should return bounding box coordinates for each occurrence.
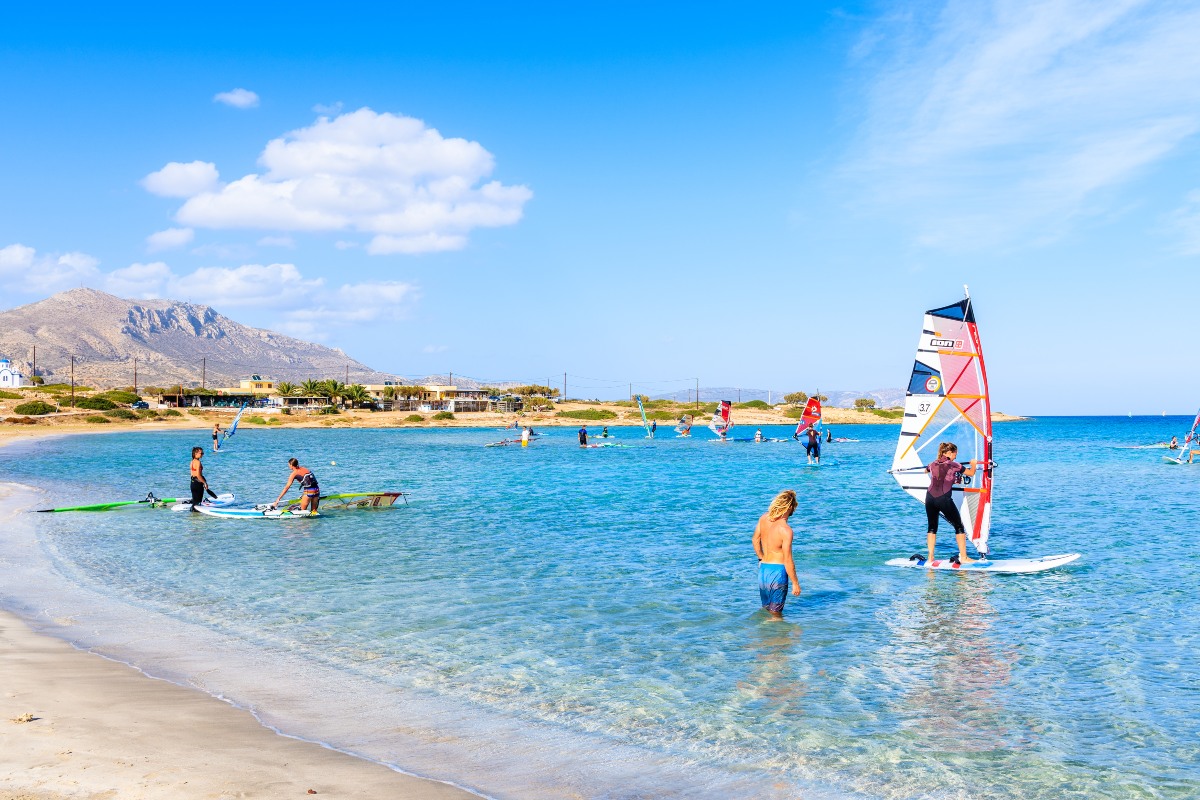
[423,344,448,354]
[214,88,260,109]
[334,240,359,250]
[168,263,324,308]
[141,161,220,198]
[0,243,100,293]
[313,101,343,115]
[257,235,295,247]
[146,227,194,252]
[847,1,1200,249]
[145,108,532,255]
[104,261,173,298]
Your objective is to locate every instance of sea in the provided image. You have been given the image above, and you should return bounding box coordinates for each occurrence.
[0,416,1196,799]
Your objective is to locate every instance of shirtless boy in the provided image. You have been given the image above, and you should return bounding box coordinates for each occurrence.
[752,490,802,617]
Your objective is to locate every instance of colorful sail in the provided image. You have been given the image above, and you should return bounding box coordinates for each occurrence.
[891,288,993,556]
[1181,408,1200,451]
[794,396,822,437]
[637,396,653,438]
[709,400,733,437]
[224,402,249,441]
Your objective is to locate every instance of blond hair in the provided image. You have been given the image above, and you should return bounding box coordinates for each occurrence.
[937,442,958,459]
[767,490,798,520]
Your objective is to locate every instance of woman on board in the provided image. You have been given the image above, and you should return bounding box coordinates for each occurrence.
[804,427,821,464]
[924,442,980,565]
[212,422,222,452]
[273,458,321,513]
[600,426,610,438]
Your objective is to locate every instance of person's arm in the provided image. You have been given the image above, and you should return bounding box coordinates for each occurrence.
[274,472,297,505]
[752,519,764,561]
[782,525,801,596]
[960,459,979,478]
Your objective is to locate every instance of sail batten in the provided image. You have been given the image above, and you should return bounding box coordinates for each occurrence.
[891,292,994,556]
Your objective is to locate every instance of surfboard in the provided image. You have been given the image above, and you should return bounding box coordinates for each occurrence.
[195,506,319,519]
[886,553,1081,573]
[169,493,236,512]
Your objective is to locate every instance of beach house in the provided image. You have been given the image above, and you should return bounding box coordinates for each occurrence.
[0,357,25,388]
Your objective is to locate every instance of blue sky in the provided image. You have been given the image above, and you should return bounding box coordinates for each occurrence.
[1,1,1197,414]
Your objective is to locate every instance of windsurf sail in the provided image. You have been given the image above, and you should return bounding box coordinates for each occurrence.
[1179,408,1200,451]
[708,400,733,438]
[675,414,692,434]
[636,396,653,438]
[223,402,249,440]
[793,396,822,438]
[891,287,993,557]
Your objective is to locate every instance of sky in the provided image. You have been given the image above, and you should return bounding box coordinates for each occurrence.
[1,1,1198,414]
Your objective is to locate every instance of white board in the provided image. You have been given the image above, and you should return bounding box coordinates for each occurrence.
[886,553,1081,573]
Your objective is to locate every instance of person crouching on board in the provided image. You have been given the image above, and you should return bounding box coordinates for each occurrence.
[752,490,802,618]
[925,442,979,565]
[273,458,320,513]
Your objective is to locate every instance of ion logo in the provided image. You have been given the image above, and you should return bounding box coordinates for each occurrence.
[930,337,961,349]
[924,376,942,393]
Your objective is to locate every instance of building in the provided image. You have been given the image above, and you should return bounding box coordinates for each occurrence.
[214,376,277,395]
[0,358,25,389]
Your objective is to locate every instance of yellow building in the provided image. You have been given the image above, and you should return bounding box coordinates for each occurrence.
[214,376,277,395]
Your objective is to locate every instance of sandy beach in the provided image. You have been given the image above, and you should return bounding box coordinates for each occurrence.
[0,607,478,800]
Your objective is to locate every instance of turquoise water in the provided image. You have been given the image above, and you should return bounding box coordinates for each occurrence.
[0,418,1197,799]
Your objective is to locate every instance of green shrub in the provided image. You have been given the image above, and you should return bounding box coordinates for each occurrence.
[556,408,618,420]
[37,383,92,393]
[29,375,44,386]
[784,407,811,419]
[105,408,137,420]
[735,400,773,410]
[75,396,118,411]
[85,415,112,424]
[246,416,268,425]
[870,408,903,419]
[135,408,159,418]
[432,411,455,420]
[318,406,340,415]
[404,414,424,422]
[4,416,37,424]
[95,390,140,404]
[187,408,207,416]
[0,390,21,400]
[13,401,55,415]
[645,410,678,421]
[163,409,183,417]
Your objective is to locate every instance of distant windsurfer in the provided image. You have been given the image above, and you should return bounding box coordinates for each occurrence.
[521,426,530,447]
[273,458,320,513]
[1169,436,1179,450]
[212,423,222,452]
[578,425,588,447]
[924,442,979,564]
[825,429,831,443]
[600,426,610,438]
[650,420,657,436]
[752,490,801,617]
[803,427,820,464]
[754,428,764,443]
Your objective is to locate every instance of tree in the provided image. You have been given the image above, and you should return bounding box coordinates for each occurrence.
[394,385,425,410]
[275,381,299,397]
[783,392,808,406]
[343,384,370,408]
[300,379,324,397]
[854,397,877,409]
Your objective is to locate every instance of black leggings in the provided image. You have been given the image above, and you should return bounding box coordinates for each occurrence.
[190,478,206,506]
[925,491,965,535]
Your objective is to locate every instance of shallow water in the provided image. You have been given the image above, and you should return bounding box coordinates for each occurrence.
[0,417,1196,799]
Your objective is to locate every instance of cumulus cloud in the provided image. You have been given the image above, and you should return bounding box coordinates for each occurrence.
[0,243,100,293]
[214,88,260,108]
[143,108,532,255]
[169,262,324,308]
[146,227,194,252]
[846,0,1200,249]
[141,161,220,198]
[104,261,173,298]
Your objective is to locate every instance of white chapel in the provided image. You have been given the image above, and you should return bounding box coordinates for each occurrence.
[0,358,25,389]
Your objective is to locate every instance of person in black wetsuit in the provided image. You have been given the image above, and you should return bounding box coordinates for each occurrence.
[804,427,821,464]
[650,420,657,436]
[578,426,588,447]
[924,442,979,564]
[189,446,210,512]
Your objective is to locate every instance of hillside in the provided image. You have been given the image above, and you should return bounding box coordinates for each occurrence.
[0,288,396,389]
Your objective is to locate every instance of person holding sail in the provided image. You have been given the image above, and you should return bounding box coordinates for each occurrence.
[925,442,980,564]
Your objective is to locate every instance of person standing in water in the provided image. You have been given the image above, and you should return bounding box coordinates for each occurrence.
[578,425,588,447]
[804,426,821,464]
[650,420,657,436]
[521,425,531,447]
[752,490,801,617]
[273,458,321,513]
[925,442,979,564]
[189,446,211,512]
[212,422,222,452]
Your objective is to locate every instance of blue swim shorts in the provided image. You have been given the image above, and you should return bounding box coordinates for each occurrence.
[759,563,789,614]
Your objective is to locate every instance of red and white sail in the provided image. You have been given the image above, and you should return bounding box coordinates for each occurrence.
[794,396,822,437]
[709,400,732,437]
[891,289,993,556]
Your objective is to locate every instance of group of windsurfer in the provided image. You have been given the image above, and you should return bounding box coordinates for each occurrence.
[754,438,978,618]
[188,447,321,513]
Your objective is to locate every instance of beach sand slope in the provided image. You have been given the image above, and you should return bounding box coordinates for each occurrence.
[0,611,477,800]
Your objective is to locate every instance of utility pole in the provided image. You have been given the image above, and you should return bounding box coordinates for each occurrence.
[201,357,206,390]
[738,388,741,403]
[31,346,36,383]
[70,356,75,408]
[346,364,349,386]
[695,378,699,411]
[629,383,632,401]
[133,356,138,396]
[563,372,566,402]
[449,371,453,387]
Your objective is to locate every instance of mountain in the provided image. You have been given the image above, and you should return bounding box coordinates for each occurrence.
[0,288,397,389]
[652,387,905,409]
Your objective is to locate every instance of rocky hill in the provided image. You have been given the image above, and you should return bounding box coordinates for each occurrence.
[0,288,396,389]
[653,387,905,409]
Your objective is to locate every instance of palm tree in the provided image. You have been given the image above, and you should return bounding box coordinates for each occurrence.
[275,381,299,397]
[343,384,370,408]
[300,379,324,397]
